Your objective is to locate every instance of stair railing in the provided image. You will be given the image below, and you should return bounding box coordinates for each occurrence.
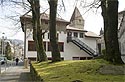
[67,36,96,55]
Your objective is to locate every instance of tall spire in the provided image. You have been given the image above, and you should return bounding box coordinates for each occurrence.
[100,28,104,35]
[70,7,82,22]
[70,7,85,29]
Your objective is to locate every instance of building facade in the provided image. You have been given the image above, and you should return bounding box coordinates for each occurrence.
[97,10,125,63]
[20,7,100,61]
[118,10,125,63]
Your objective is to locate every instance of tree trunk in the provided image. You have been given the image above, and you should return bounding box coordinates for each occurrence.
[48,0,61,62]
[101,0,109,61]
[30,0,40,61]
[28,0,47,62]
[101,0,124,64]
[35,0,47,62]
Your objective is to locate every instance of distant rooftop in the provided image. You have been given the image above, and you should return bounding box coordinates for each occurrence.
[85,31,100,38]
[118,10,125,14]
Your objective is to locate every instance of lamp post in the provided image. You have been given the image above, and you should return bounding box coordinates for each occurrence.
[2,32,5,56]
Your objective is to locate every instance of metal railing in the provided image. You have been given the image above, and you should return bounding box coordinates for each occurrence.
[67,36,96,56]
[0,60,13,74]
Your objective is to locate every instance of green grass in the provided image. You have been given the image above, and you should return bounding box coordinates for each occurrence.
[32,59,125,82]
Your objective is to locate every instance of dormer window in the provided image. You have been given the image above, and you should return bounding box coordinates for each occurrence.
[45,21,48,24]
[79,19,81,23]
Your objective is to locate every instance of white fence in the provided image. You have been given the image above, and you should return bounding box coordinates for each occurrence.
[0,61,13,74]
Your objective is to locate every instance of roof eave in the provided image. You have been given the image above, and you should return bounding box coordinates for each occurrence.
[66,29,87,32]
[20,17,24,32]
[85,35,101,38]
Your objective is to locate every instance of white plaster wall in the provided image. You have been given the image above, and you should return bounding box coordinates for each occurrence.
[83,37,97,52]
[70,31,97,52]
[119,31,125,63]
[27,51,37,58]
[25,29,97,60]
[26,29,33,58]
[121,56,125,63]
[118,13,125,63]
[119,31,125,55]
[58,32,92,60]
[64,42,92,60]
[26,39,28,58]
[42,31,67,59]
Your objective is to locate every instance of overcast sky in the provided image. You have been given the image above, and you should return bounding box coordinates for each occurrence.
[0,0,125,41]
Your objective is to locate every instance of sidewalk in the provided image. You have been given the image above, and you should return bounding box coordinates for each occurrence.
[0,62,32,82]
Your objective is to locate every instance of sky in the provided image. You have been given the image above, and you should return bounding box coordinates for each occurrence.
[0,0,125,41]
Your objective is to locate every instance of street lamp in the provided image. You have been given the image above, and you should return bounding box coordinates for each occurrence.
[2,32,5,56]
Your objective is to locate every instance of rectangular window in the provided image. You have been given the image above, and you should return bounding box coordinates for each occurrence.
[48,57,52,60]
[28,41,36,51]
[97,43,101,54]
[72,57,79,60]
[57,33,59,40]
[43,34,45,39]
[48,42,64,52]
[58,42,64,52]
[74,32,78,37]
[48,42,51,51]
[80,33,83,38]
[80,57,86,60]
[43,42,46,51]
[48,33,50,39]
[45,21,48,24]
[67,32,72,37]
[79,19,81,23]
[28,41,46,51]
[87,57,93,60]
[73,57,87,60]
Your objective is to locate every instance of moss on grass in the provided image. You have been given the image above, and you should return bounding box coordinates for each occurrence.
[32,59,125,82]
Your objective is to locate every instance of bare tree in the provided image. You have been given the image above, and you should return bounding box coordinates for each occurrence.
[27,0,47,62]
[0,0,48,62]
[79,0,123,64]
[100,0,123,64]
[48,0,61,62]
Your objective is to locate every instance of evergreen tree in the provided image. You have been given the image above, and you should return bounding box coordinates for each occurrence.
[5,42,12,60]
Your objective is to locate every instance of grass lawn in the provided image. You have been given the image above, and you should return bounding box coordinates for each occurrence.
[32,59,125,82]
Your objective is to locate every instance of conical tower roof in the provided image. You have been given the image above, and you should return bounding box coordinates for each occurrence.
[70,7,84,22]
[69,7,85,29]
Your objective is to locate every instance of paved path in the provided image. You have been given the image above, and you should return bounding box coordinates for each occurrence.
[0,62,32,82]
